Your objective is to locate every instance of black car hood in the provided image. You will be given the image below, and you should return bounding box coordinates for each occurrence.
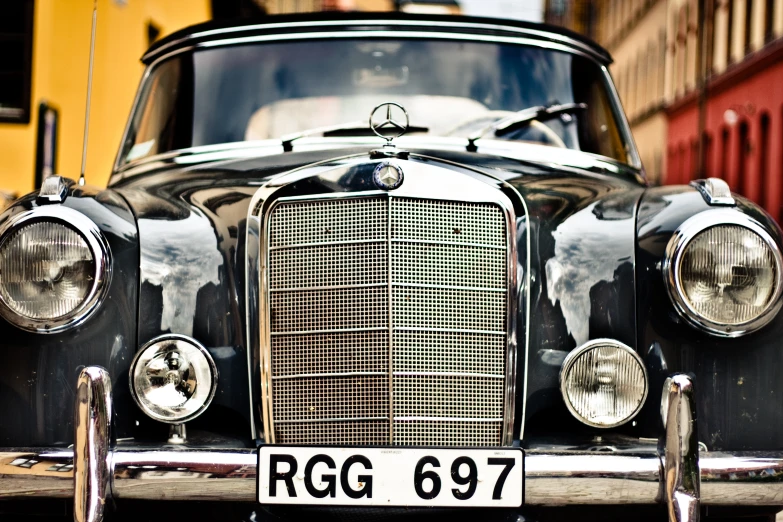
[113,146,645,438]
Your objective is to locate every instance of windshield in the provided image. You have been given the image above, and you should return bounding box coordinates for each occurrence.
[121,38,632,165]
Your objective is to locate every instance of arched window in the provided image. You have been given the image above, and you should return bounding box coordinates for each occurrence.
[760,113,771,209]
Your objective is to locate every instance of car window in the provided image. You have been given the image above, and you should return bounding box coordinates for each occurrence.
[121,38,632,165]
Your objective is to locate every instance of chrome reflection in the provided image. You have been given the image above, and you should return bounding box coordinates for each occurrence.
[663,374,700,522]
[130,335,218,424]
[0,206,111,333]
[664,210,783,337]
[74,367,112,522]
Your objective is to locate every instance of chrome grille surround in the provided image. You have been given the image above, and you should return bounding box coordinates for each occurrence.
[249,159,519,447]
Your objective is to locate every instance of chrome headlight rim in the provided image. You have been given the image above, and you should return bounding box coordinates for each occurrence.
[559,338,649,429]
[0,206,112,334]
[663,209,783,337]
[129,334,219,424]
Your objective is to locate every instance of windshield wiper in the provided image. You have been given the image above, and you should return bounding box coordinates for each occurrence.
[281,121,429,152]
[466,102,587,152]
[281,121,365,152]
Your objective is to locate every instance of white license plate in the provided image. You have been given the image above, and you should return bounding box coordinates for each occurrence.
[258,446,523,507]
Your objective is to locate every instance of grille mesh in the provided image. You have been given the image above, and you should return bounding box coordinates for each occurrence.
[267,195,508,446]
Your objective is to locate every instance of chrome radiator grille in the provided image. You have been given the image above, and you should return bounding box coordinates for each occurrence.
[266,196,508,446]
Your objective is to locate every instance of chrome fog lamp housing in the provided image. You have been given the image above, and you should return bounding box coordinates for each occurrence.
[560,339,648,428]
[130,335,218,423]
[0,206,111,333]
[664,210,783,337]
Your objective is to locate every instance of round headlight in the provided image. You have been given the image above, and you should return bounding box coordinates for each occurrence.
[0,207,110,333]
[130,335,218,424]
[560,339,648,428]
[664,210,783,336]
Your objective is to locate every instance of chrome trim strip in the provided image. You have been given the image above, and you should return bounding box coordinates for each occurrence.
[269,238,386,250]
[663,209,783,337]
[394,326,506,335]
[73,367,112,522]
[387,195,394,445]
[391,238,506,250]
[690,178,735,206]
[272,371,386,380]
[274,283,387,292]
[273,417,389,424]
[201,32,590,63]
[393,371,504,379]
[393,282,506,293]
[394,417,504,422]
[559,338,649,429]
[144,19,609,64]
[663,374,700,522]
[272,282,506,293]
[601,65,643,170]
[245,213,260,440]
[0,206,112,334]
[270,327,387,336]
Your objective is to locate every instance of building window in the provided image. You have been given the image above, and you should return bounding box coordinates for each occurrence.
[704,132,714,178]
[727,0,735,64]
[744,0,753,53]
[759,113,771,209]
[738,120,750,194]
[679,143,688,184]
[765,0,774,42]
[0,0,34,124]
[690,138,699,179]
[147,21,161,48]
[720,126,730,179]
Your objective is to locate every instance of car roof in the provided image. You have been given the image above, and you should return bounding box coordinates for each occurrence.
[142,12,612,65]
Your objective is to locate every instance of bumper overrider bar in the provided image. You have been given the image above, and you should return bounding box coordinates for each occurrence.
[1,370,782,521]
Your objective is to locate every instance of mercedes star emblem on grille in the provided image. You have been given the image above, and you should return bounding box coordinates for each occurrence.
[369,102,410,143]
[373,161,404,190]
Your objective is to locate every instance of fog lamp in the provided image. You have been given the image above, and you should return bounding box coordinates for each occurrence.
[130,335,217,423]
[560,339,648,428]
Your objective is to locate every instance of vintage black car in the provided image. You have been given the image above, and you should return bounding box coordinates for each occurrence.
[1,12,782,522]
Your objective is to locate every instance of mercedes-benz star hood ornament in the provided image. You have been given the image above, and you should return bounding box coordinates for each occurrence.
[369,102,410,160]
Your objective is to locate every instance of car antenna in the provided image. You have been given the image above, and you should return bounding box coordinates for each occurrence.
[79,0,98,187]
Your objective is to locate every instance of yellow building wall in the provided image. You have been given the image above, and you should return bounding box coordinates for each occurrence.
[0,0,211,195]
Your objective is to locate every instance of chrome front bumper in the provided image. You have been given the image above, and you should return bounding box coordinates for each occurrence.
[1,369,782,522]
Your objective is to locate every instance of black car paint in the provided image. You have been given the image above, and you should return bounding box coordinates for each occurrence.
[0,184,139,446]
[1,146,781,452]
[636,187,783,450]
